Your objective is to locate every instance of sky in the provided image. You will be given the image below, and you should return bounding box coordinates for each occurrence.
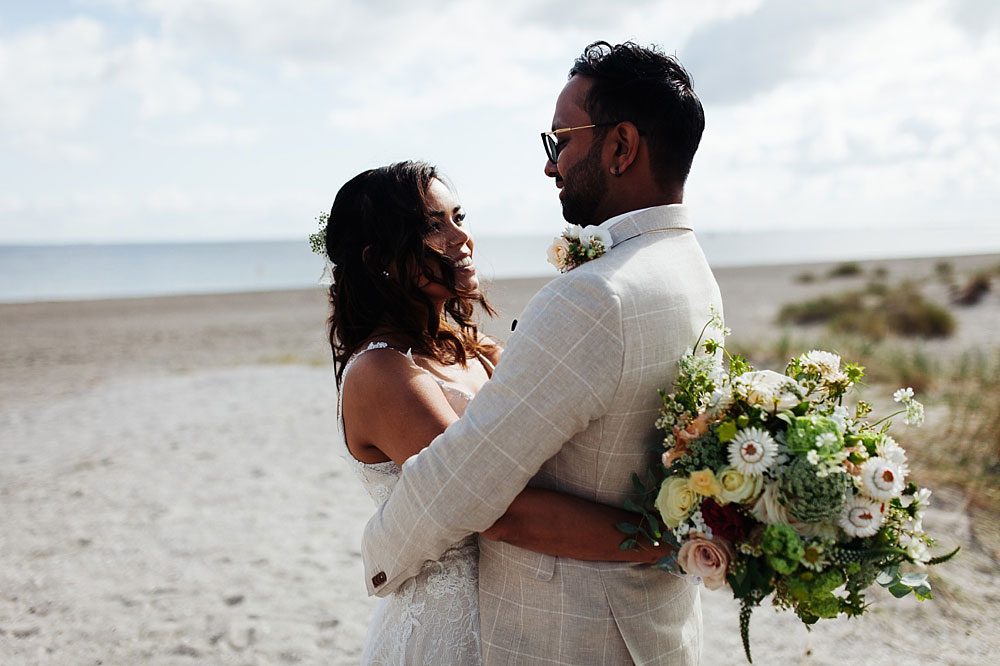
[0,0,997,244]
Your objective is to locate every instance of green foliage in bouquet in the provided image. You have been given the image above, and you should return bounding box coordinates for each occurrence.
[619,307,959,663]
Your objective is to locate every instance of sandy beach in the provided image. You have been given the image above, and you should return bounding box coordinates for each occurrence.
[2,253,999,665]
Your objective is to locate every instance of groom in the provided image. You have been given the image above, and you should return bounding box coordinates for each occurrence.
[362,41,722,665]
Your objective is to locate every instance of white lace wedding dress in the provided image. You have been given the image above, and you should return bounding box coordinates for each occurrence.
[338,342,482,665]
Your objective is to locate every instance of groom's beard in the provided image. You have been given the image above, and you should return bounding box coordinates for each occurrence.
[560,137,609,228]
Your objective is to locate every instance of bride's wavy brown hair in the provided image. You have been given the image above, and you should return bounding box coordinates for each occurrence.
[325,161,496,383]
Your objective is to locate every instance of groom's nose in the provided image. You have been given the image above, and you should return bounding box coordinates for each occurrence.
[544,157,559,180]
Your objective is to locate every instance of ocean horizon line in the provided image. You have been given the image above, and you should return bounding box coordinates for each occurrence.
[2,228,999,305]
[0,221,996,249]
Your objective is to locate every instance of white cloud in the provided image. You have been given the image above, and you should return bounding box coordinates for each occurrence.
[686,0,1000,229]
[0,0,997,245]
[0,18,110,133]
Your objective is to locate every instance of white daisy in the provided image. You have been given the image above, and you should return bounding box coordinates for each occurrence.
[860,457,906,501]
[728,427,778,476]
[838,494,885,538]
[799,542,831,572]
[562,224,583,240]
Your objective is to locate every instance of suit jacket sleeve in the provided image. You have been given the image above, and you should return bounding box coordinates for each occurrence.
[360,271,625,596]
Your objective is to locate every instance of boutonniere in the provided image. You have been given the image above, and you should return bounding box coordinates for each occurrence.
[546,224,613,273]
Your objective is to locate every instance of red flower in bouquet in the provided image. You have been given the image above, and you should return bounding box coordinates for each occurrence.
[701,498,753,543]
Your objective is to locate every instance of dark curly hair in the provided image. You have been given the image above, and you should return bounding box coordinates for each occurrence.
[325,161,495,383]
[569,41,705,186]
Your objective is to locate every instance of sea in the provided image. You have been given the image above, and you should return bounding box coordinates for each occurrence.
[1,226,999,303]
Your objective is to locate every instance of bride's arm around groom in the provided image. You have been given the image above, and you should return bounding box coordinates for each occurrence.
[362,264,628,592]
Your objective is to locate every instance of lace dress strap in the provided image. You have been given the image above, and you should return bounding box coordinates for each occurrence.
[337,342,478,466]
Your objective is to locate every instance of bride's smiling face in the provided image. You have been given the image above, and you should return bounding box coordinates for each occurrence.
[418,178,479,302]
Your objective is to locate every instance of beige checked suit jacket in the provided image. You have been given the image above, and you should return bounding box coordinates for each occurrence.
[361,205,723,665]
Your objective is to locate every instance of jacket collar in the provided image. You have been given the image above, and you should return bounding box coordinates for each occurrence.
[598,204,692,248]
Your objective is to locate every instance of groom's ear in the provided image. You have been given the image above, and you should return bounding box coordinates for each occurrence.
[610,122,641,176]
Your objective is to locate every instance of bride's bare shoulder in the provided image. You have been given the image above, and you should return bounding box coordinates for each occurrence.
[344,344,417,392]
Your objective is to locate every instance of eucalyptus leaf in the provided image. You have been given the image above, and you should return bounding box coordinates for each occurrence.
[876,566,900,586]
[617,522,640,535]
[899,572,928,587]
[887,582,913,598]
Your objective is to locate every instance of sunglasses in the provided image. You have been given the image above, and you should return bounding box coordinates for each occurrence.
[540,123,620,164]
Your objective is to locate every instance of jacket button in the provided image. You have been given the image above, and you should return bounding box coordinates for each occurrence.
[372,571,387,587]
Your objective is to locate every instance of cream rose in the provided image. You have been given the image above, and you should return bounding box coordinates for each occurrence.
[751,483,831,538]
[546,237,570,269]
[677,536,734,590]
[689,468,720,497]
[750,482,794,526]
[715,466,764,505]
[655,476,698,528]
[735,369,802,412]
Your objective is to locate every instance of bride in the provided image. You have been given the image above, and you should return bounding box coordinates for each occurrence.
[324,161,671,664]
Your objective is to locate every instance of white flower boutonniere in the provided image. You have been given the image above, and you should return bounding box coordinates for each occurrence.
[546,224,612,273]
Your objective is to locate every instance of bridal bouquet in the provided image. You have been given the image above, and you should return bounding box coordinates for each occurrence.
[619,310,958,662]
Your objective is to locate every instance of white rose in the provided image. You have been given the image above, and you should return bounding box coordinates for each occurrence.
[655,476,699,528]
[736,369,802,412]
[546,237,571,269]
[715,466,764,505]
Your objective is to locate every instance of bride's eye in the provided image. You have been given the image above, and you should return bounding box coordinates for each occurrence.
[454,213,466,227]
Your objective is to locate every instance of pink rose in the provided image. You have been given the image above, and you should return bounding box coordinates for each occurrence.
[677,536,734,590]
